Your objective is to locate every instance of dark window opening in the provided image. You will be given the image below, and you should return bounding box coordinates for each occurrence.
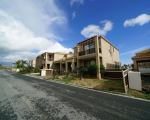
[84,60,96,67]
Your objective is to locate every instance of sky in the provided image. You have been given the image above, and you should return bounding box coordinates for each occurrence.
[0,0,150,66]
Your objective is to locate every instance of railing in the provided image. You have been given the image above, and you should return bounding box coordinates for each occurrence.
[79,48,95,56]
[79,48,101,56]
[47,58,54,61]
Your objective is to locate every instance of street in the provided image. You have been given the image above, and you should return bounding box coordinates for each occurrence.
[0,70,150,120]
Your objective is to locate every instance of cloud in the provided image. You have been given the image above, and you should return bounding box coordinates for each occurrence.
[120,46,149,55]
[0,0,67,38]
[0,0,73,65]
[124,14,150,27]
[70,0,84,6]
[81,20,113,38]
[72,11,76,19]
[0,42,73,65]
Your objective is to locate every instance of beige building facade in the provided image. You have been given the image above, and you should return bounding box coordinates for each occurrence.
[34,35,120,79]
[36,52,73,70]
[132,48,150,71]
[54,35,121,79]
[29,59,36,68]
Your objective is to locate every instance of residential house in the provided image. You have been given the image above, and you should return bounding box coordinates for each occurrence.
[29,59,36,68]
[132,48,150,71]
[36,52,73,69]
[53,35,121,79]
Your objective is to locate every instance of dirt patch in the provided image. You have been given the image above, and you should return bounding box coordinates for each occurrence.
[141,75,150,93]
[55,77,125,93]
[128,89,150,100]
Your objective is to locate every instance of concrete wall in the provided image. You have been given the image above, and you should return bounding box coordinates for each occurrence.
[36,54,44,68]
[54,54,64,61]
[74,47,77,56]
[29,59,36,67]
[100,37,120,69]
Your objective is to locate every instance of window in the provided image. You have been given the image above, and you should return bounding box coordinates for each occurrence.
[49,55,51,58]
[89,42,95,49]
[84,61,89,67]
[84,60,96,67]
[84,42,95,50]
[143,63,148,66]
[84,44,89,50]
[115,62,119,68]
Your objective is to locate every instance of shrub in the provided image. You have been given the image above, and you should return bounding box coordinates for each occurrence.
[88,64,97,76]
[64,71,70,77]
[60,67,64,75]
[34,68,40,73]
[53,70,58,79]
[73,66,88,80]
[100,65,105,74]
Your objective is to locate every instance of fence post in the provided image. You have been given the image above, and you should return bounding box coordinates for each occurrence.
[122,70,127,93]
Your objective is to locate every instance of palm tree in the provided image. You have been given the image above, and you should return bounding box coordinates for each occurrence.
[13,60,28,68]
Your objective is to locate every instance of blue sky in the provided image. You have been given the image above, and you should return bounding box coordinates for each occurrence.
[0,0,150,66]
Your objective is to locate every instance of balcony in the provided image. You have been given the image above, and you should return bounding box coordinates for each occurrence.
[79,48,101,56]
[47,58,54,61]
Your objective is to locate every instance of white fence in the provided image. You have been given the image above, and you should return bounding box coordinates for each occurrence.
[139,68,150,73]
[128,71,142,91]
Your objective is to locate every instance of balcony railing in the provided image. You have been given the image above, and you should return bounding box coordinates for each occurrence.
[47,58,54,61]
[79,48,101,56]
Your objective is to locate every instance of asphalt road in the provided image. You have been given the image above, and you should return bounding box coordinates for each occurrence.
[0,70,150,120]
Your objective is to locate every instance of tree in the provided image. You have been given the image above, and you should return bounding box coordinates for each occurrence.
[0,64,2,66]
[73,66,88,80]
[13,60,28,68]
[124,64,128,68]
[100,65,105,78]
[88,64,97,76]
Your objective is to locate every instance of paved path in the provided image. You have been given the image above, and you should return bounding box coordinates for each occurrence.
[0,70,150,120]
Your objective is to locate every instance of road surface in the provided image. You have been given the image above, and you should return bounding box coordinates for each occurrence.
[0,70,150,120]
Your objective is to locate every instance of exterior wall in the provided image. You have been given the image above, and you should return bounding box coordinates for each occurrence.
[100,37,120,69]
[29,59,36,67]
[74,47,77,56]
[67,54,73,58]
[36,55,44,68]
[54,54,64,61]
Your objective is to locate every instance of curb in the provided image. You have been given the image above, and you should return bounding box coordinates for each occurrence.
[22,74,150,102]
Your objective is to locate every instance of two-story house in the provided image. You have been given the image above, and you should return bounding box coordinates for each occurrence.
[36,52,73,70]
[132,48,150,71]
[53,35,121,79]
[29,59,36,68]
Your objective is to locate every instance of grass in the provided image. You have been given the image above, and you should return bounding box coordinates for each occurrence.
[55,78,74,83]
[128,90,150,100]
[141,73,150,76]
[53,77,125,93]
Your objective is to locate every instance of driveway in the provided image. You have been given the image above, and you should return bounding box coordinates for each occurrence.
[0,70,150,120]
